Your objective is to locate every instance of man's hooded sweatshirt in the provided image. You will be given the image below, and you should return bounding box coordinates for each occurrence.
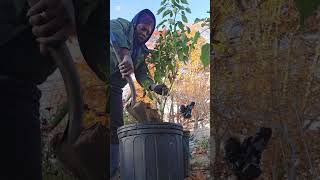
[110,9,156,89]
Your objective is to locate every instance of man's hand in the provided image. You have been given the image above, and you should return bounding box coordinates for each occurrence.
[27,0,75,55]
[119,55,134,78]
[151,84,169,96]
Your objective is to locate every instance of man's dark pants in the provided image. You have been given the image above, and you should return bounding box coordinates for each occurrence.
[110,83,124,144]
[1,30,44,180]
[109,81,124,176]
[1,78,42,180]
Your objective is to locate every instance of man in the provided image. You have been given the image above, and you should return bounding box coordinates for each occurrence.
[110,9,169,177]
[0,0,107,179]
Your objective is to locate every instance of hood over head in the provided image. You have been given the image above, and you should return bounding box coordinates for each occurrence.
[131,9,156,44]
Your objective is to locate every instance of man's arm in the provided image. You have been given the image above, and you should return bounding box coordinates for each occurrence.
[135,59,169,95]
[110,19,131,51]
[109,18,136,78]
[73,0,108,82]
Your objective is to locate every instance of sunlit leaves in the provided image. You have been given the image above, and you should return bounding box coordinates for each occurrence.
[191,31,201,48]
[162,10,172,18]
[185,7,191,13]
[176,21,184,31]
[157,7,166,15]
[181,0,188,5]
[200,43,210,67]
[148,0,209,119]
[181,14,188,23]
[157,19,168,28]
[186,26,191,33]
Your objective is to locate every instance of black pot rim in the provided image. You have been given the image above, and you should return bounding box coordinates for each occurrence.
[117,122,184,138]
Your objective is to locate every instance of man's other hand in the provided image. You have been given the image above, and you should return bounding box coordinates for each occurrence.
[152,84,169,96]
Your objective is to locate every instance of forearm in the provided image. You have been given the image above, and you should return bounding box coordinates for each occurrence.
[135,61,155,89]
[136,74,155,90]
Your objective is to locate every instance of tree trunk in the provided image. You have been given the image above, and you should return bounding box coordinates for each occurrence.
[169,96,174,122]
[176,104,180,124]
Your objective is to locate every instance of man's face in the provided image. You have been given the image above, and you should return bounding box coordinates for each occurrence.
[135,23,153,44]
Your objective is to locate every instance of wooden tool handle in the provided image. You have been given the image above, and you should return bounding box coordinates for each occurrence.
[27,0,84,144]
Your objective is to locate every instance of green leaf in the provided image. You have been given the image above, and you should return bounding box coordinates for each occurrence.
[181,0,188,4]
[174,41,180,48]
[173,31,178,37]
[200,43,210,67]
[161,0,167,5]
[186,26,191,33]
[172,1,184,10]
[185,7,191,13]
[194,31,200,42]
[173,7,177,13]
[155,72,161,83]
[163,10,171,18]
[191,31,200,48]
[176,21,184,31]
[183,46,189,54]
[183,55,189,62]
[175,39,182,47]
[180,33,186,42]
[168,63,174,72]
[294,0,320,29]
[157,19,168,28]
[168,19,175,24]
[157,7,166,15]
[181,14,188,23]
[178,49,184,60]
[194,18,203,23]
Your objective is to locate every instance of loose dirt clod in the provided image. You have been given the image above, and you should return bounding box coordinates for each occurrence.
[126,101,162,122]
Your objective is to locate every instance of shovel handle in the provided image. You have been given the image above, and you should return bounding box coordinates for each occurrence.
[110,44,137,107]
[27,0,84,144]
[125,75,137,107]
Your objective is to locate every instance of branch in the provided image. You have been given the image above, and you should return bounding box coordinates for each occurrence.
[282,123,298,180]
[293,104,319,179]
[199,27,210,34]
[303,118,320,131]
[47,101,69,132]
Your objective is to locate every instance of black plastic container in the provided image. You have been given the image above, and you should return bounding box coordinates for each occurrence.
[183,130,190,178]
[117,122,184,180]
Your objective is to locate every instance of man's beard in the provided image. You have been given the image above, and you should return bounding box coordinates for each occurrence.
[134,35,144,45]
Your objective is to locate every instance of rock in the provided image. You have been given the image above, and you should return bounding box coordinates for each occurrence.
[190,153,210,169]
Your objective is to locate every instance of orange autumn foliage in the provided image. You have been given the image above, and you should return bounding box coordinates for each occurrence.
[75,62,108,128]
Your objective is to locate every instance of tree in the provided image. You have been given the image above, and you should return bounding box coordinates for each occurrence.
[145,0,206,120]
